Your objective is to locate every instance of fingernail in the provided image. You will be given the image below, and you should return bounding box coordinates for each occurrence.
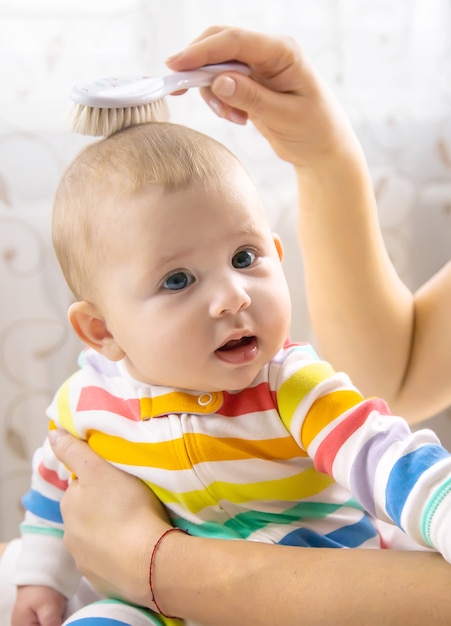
[227,111,248,126]
[48,428,66,445]
[208,96,226,118]
[212,75,237,98]
[165,51,184,63]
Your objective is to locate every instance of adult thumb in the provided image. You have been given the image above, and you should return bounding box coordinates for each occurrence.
[48,428,92,478]
[211,72,262,115]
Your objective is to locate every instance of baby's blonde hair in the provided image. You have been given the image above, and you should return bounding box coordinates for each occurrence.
[52,122,242,301]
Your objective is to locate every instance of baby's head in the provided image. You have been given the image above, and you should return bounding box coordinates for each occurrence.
[53,122,238,302]
[53,122,291,392]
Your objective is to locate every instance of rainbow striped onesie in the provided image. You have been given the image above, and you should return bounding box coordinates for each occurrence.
[13,342,451,626]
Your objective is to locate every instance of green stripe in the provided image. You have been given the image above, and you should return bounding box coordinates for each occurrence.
[420,477,451,547]
[173,497,360,539]
[20,523,64,539]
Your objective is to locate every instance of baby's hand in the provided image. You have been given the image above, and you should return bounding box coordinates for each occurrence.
[12,585,66,626]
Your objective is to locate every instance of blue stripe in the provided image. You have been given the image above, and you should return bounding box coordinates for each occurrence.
[278,516,378,548]
[323,516,378,547]
[21,489,63,524]
[386,445,450,527]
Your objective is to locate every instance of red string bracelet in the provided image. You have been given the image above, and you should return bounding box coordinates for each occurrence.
[149,527,189,618]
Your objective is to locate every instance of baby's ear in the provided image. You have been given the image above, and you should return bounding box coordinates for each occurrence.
[68,301,125,361]
[273,233,284,261]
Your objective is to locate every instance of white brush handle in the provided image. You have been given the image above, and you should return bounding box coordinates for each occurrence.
[70,62,251,109]
[164,62,251,92]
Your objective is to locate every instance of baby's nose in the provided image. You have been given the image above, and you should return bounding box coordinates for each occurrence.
[209,279,251,317]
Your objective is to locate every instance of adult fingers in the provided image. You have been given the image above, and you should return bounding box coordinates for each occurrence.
[166,26,307,91]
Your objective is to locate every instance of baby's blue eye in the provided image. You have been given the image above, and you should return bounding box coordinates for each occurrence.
[163,271,194,291]
[232,250,256,269]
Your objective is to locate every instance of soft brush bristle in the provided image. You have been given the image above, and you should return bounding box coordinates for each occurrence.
[66,98,170,137]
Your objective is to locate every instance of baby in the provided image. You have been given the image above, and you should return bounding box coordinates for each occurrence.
[11,122,451,626]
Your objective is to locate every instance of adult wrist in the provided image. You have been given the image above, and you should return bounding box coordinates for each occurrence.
[149,528,189,619]
[147,527,192,617]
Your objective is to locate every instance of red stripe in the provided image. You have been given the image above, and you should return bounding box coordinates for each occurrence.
[219,382,275,417]
[314,398,390,474]
[77,386,141,420]
[38,462,69,491]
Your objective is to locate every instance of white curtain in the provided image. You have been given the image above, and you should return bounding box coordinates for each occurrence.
[1,0,450,540]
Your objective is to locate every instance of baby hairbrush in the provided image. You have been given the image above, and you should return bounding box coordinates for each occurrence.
[67,62,250,137]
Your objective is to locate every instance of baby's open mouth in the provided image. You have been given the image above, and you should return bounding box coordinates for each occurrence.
[215,336,259,364]
[217,336,255,352]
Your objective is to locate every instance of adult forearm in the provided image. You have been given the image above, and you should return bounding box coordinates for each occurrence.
[155,533,451,625]
[296,154,415,411]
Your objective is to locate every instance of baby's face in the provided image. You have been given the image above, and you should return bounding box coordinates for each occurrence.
[98,165,291,392]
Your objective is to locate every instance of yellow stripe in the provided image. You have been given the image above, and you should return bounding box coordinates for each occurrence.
[87,431,306,469]
[148,481,219,511]
[140,390,223,418]
[148,466,334,513]
[55,376,79,436]
[188,434,307,464]
[301,389,363,448]
[277,362,336,426]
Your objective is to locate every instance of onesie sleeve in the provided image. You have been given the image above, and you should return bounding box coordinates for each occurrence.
[12,395,82,598]
[275,343,451,562]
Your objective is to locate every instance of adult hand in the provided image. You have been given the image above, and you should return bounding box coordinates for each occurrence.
[49,429,171,608]
[166,26,359,168]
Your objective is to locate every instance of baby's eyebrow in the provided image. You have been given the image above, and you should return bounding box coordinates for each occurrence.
[156,246,196,267]
[237,218,261,233]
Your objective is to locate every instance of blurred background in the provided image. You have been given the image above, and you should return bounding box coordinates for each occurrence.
[1,0,450,540]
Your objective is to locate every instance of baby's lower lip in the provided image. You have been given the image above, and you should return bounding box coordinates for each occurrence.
[215,336,259,364]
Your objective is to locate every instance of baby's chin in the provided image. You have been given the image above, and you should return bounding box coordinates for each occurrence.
[207,366,264,393]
